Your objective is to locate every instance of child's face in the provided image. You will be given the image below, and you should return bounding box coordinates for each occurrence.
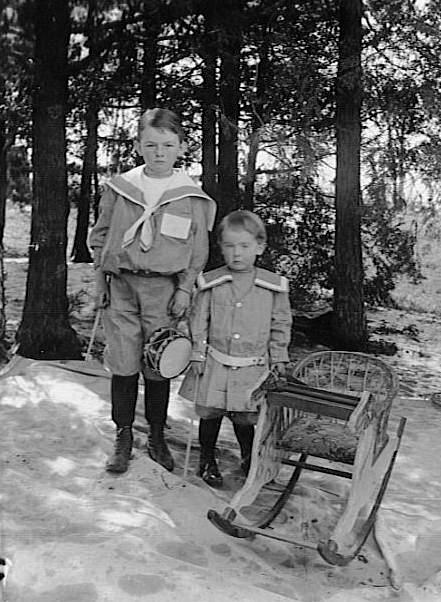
[135,126,185,177]
[220,227,265,272]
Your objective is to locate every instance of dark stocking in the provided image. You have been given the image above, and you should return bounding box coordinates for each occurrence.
[111,373,139,427]
[232,422,255,475]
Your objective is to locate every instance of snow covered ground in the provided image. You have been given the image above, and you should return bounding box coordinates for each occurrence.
[1,342,441,602]
[2,218,441,600]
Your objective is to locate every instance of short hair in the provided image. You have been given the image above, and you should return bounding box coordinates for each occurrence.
[137,108,185,142]
[217,210,267,244]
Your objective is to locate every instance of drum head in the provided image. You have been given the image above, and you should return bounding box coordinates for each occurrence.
[158,337,192,379]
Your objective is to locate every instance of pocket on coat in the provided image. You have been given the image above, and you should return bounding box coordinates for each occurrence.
[160,213,192,240]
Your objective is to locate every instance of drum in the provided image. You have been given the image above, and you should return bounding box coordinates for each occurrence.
[144,326,192,379]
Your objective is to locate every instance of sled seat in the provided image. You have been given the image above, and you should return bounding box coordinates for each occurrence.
[274,387,359,464]
[208,351,406,567]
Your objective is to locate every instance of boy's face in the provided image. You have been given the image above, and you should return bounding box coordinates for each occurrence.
[220,227,265,272]
[135,125,185,177]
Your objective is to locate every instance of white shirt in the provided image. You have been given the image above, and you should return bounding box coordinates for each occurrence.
[121,170,175,250]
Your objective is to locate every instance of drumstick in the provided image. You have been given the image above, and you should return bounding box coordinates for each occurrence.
[85,309,102,362]
[183,373,200,480]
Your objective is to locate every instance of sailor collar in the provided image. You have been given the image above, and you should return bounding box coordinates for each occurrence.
[105,166,216,231]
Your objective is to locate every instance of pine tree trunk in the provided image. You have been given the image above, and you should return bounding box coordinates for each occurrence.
[332,0,367,350]
[141,1,160,111]
[71,0,98,263]
[217,1,242,219]
[199,1,221,269]
[16,0,82,360]
[200,22,217,200]
[0,123,7,359]
[71,103,97,263]
[0,121,7,247]
[0,243,6,361]
[243,129,260,211]
[93,169,100,221]
[243,26,271,211]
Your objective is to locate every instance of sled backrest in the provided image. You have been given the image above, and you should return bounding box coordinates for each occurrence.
[268,351,399,460]
[291,351,398,404]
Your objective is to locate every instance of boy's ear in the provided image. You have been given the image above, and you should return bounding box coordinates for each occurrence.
[134,139,142,156]
[179,141,188,157]
[256,242,266,256]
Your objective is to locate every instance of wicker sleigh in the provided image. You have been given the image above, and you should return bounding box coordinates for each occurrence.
[208,351,406,566]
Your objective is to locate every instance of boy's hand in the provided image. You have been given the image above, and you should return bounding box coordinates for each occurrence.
[94,270,110,309]
[169,288,191,318]
[271,362,287,378]
[191,360,205,376]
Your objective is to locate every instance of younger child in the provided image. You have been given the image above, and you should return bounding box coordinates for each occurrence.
[179,210,292,487]
[89,108,216,474]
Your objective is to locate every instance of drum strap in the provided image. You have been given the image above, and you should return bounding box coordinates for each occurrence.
[207,345,266,367]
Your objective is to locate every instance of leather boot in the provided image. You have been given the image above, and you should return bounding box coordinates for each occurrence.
[106,426,133,473]
[199,452,223,488]
[233,423,255,476]
[198,417,223,487]
[147,423,174,472]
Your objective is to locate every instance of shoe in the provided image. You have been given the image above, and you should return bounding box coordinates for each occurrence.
[147,423,174,472]
[106,426,133,473]
[199,457,223,488]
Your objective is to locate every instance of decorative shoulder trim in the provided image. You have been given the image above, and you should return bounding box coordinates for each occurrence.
[254,268,289,293]
[197,267,232,290]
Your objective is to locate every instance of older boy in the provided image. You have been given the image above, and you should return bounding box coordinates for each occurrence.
[90,108,216,474]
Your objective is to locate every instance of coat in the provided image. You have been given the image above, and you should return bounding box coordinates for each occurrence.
[179,266,292,412]
[89,167,217,292]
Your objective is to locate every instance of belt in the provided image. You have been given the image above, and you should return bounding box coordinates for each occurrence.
[207,345,266,367]
[119,268,169,278]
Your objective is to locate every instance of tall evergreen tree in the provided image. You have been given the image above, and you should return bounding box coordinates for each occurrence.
[217,0,243,218]
[198,1,218,200]
[332,0,367,349]
[140,0,162,111]
[17,0,82,359]
[71,0,99,263]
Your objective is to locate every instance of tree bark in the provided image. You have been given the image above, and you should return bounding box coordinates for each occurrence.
[243,21,271,211]
[0,120,7,247]
[140,1,160,112]
[93,169,100,221]
[71,102,97,263]
[332,0,367,350]
[200,4,217,200]
[0,121,7,356]
[16,0,82,360]
[217,0,242,219]
[71,0,99,263]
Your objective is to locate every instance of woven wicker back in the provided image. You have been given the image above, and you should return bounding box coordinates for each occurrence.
[291,351,399,407]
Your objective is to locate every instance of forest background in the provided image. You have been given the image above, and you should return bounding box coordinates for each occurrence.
[0,0,440,362]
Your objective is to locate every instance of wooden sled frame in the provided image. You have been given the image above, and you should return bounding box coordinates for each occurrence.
[208,351,406,566]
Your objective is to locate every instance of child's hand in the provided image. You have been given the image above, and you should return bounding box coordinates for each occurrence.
[169,288,191,318]
[271,362,287,378]
[191,360,205,376]
[94,270,110,309]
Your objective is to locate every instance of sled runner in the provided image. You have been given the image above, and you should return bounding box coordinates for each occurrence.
[208,351,406,566]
